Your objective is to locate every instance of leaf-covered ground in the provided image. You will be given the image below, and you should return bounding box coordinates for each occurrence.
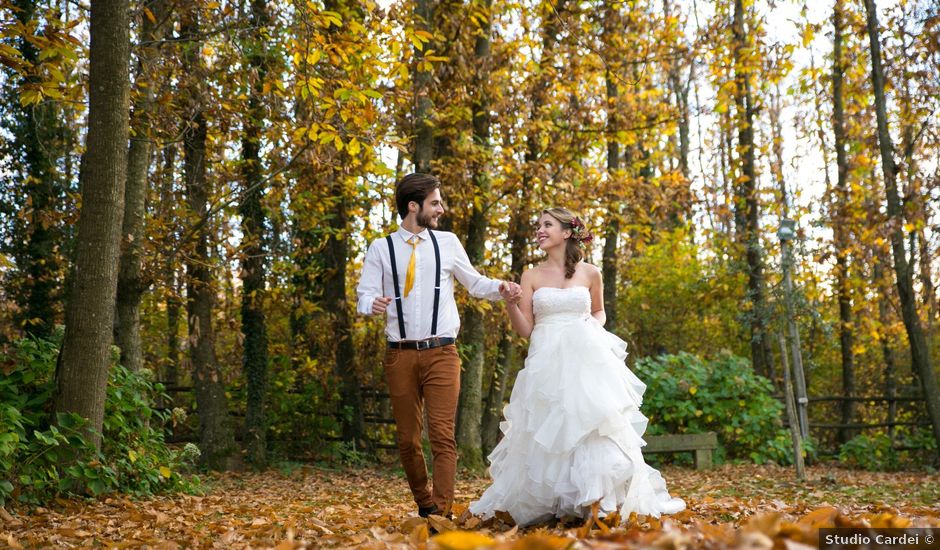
[3,463,939,548]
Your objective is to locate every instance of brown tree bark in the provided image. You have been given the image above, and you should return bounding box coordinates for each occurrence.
[481,0,566,455]
[456,0,494,470]
[6,0,72,340]
[874,258,899,439]
[324,177,366,449]
[481,216,525,456]
[831,0,857,443]
[732,0,772,378]
[322,0,366,450]
[114,0,169,373]
[601,2,622,332]
[181,6,234,470]
[664,0,691,182]
[240,0,272,468]
[413,0,433,172]
[160,145,181,390]
[53,0,130,450]
[864,0,940,461]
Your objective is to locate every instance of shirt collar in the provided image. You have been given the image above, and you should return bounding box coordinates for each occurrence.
[396,226,430,243]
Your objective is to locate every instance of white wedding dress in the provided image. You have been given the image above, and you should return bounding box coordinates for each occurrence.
[469,286,685,526]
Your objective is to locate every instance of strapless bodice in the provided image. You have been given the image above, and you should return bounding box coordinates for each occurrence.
[532,286,591,324]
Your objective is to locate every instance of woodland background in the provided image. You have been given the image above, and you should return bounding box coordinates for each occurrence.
[0,0,939,505]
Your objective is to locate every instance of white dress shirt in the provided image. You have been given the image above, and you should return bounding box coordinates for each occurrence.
[356,227,503,341]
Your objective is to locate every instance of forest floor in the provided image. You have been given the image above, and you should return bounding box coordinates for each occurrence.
[2,462,939,549]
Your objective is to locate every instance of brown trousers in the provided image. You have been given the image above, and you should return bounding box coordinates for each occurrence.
[384,344,461,511]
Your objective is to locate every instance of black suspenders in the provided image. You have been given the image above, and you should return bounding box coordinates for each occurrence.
[429,230,442,336]
[386,235,407,339]
[386,231,442,340]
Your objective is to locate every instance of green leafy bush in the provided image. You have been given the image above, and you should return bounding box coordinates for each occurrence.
[263,354,343,458]
[0,334,200,505]
[759,428,817,466]
[634,352,803,464]
[838,433,899,471]
[838,428,936,472]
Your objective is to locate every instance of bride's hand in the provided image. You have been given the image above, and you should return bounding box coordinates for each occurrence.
[499,281,522,304]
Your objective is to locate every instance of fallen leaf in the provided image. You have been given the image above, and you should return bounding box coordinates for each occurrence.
[431,530,496,549]
[428,514,459,533]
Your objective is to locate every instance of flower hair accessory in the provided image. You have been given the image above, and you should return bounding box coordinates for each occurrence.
[569,217,594,244]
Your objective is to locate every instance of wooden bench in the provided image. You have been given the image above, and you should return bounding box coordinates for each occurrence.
[642,432,718,470]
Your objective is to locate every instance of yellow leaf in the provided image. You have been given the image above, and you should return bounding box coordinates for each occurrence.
[159,466,171,479]
[689,386,697,396]
[347,138,361,156]
[431,530,495,550]
[19,89,42,106]
[128,450,138,463]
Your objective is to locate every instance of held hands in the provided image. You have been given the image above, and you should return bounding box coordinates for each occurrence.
[499,281,522,305]
[372,296,393,314]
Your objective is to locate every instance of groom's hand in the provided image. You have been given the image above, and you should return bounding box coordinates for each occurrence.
[372,296,393,314]
[499,281,522,304]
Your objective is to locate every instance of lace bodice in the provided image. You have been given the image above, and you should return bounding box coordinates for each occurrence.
[532,286,591,324]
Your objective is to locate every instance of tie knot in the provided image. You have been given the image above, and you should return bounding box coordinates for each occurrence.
[408,236,419,246]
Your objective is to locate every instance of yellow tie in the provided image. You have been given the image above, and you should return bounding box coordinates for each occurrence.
[403,236,418,297]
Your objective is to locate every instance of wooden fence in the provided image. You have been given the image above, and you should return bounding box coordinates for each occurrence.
[158,385,931,451]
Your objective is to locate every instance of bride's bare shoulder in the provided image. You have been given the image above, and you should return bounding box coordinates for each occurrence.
[520,265,544,285]
[577,261,601,277]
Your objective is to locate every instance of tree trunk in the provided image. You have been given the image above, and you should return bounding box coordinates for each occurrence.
[413,0,433,172]
[240,0,272,467]
[161,145,181,390]
[864,0,940,461]
[182,7,233,470]
[53,0,129,450]
[874,258,898,440]
[598,2,624,330]
[481,216,525,455]
[320,0,366,451]
[114,0,168,373]
[732,0,771,378]
[832,0,857,443]
[323,183,365,448]
[602,69,621,332]
[7,0,70,339]
[664,0,690,181]
[482,1,565,455]
[456,0,493,472]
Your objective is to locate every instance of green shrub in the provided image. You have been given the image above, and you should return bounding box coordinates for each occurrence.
[264,354,343,458]
[0,334,200,505]
[838,428,936,472]
[760,429,817,466]
[634,351,799,464]
[838,433,899,471]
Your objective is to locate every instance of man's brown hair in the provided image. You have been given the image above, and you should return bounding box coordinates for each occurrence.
[395,173,441,220]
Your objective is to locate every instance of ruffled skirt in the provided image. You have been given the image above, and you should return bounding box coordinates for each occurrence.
[469,315,685,526]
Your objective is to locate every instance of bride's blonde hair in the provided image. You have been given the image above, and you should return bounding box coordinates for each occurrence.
[542,207,585,279]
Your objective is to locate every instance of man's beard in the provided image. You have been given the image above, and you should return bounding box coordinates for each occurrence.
[417,208,438,228]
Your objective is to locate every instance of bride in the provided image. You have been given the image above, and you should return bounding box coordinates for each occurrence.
[469,207,685,526]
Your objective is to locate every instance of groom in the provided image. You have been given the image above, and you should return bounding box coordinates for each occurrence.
[356,173,520,517]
